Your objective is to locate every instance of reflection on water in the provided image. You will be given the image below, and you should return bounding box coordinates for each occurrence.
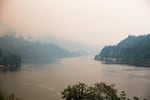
[0,56,150,100]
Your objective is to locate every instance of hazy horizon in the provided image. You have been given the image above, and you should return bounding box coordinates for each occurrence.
[0,1,150,99]
[0,0,150,47]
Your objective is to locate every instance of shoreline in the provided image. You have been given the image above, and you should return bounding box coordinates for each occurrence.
[95,56,150,67]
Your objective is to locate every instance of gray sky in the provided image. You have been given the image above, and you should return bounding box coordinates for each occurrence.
[0,0,150,47]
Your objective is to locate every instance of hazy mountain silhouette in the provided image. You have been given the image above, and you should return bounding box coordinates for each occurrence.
[38,36,97,55]
[0,33,78,62]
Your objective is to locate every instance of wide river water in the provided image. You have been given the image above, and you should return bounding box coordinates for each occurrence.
[0,56,150,100]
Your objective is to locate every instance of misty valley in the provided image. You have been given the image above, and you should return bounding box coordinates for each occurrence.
[0,34,150,100]
[0,0,150,99]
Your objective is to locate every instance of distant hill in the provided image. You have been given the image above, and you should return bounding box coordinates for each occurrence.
[0,34,76,62]
[38,36,97,55]
[95,34,150,67]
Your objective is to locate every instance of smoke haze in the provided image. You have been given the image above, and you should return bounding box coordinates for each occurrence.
[0,0,150,47]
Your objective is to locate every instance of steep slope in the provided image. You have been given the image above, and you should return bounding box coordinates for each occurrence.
[95,34,150,67]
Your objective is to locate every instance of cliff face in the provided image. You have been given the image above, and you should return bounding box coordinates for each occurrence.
[95,34,150,67]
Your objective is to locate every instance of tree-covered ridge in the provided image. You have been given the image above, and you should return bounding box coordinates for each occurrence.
[0,49,21,71]
[95,34,150,67]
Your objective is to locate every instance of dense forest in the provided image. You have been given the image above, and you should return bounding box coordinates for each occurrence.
[95,34,150,67]
[0,48,21,71]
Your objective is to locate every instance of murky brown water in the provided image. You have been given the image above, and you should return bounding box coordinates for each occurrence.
[0,56,150,100]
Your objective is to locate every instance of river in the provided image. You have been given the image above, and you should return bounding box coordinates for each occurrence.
[0,56,150,100]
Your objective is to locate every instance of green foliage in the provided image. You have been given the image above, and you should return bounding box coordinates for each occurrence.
[62,83,88,100]
[0,91,19,100]
[96,34,150,67]
[62,82,118,100]
[62,82,146,100]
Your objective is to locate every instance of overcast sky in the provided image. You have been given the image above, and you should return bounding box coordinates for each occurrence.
[0,0,150,47]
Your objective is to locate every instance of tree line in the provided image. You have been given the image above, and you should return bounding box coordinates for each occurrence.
[62,82,146,100]
[0,82,146,100]
[95,34,150,67]
[0,49,21,71]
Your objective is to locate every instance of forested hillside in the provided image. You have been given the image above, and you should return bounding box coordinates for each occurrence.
[95,34,150,67]
[0,34,75,62]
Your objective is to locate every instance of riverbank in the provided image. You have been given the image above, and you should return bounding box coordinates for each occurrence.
[95,55,150,67]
